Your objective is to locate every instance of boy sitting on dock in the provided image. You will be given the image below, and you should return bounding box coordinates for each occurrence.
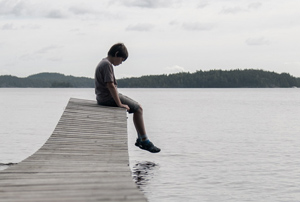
[95,43,161,153]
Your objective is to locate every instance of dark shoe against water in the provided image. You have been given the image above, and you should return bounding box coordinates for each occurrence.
[135,139,161,153]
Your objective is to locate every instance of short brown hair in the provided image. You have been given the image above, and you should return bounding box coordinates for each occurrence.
[107,43,128,61]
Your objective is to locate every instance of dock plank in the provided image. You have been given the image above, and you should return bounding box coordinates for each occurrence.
[0,98,147,202]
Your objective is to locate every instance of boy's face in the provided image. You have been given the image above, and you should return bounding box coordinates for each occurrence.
[113,57,125,66]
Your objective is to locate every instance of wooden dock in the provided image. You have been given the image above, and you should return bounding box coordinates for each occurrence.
[0,98,147,202]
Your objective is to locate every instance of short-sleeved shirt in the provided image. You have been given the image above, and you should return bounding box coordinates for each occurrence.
[95,58,117,103]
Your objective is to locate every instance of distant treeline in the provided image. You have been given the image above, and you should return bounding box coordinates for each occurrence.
[0,73,94,88]
[0,69,299,88]
[118,69,300,88]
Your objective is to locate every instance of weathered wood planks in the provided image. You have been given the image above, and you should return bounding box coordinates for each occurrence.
[0,98,147,202]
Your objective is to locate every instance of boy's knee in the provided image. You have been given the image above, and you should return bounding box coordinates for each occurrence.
[137,105,143,113]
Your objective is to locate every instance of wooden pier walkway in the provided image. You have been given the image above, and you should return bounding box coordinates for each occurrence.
[0,98,147,202]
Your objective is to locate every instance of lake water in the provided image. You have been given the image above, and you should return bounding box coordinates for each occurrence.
[0,88,300,202]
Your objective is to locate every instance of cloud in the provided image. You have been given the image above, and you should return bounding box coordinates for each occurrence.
[19,45,63,62]
[47,56,63,62]
[197,2,209,9]
[221,2,262,14]
[126,23,154,31]
[1,23,16,30]
[35,45,63,54]
[164,65,189,74]
[182,22,214,31]
[21,24,41,29]
[169,20,180,26]
[248,2,262,9]
[68,6,95,15]
[115,0,180,8]
[0,1,70,19]
[0,69,10,75]
[245,37,270,46]
[1,23,40,30]
[0,0,31,16]
[67,5,119,20]
[46,9,67,19]
[221,6,246,14]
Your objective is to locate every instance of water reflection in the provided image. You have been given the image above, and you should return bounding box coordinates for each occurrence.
[132,161,159,188]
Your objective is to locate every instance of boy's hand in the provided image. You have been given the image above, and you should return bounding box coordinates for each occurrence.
[120,104,130,111]
[106,82,130,111]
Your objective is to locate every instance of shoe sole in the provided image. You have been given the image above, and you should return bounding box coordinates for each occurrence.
[135,143,160,153]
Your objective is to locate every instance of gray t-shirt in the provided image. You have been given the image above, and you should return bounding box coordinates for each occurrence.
[95,58,117,103]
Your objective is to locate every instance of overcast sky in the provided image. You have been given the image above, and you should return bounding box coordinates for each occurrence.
[1,0,300,78]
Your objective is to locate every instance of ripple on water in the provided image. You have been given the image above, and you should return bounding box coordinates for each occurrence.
[131,161,159,188]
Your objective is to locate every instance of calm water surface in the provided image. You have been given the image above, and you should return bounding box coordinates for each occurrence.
[0,88,300,202]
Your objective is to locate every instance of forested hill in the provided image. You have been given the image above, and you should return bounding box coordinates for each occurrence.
[0,73,94,88]
[0,70,299,88]
[118,69,300,88]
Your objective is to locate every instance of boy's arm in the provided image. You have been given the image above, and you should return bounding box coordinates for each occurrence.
[106,82,130,111]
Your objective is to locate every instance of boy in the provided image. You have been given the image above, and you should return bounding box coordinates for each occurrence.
[95,43,160,153]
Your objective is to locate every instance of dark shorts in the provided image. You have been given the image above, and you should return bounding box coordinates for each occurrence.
[97,93,140,114]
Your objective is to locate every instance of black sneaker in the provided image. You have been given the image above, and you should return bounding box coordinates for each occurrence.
[135,139,161,153]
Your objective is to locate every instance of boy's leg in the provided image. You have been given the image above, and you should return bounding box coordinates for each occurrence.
[117,94,147,139]
[118,94,160,153]
[132,106,160,153]
[133,106,147,141]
